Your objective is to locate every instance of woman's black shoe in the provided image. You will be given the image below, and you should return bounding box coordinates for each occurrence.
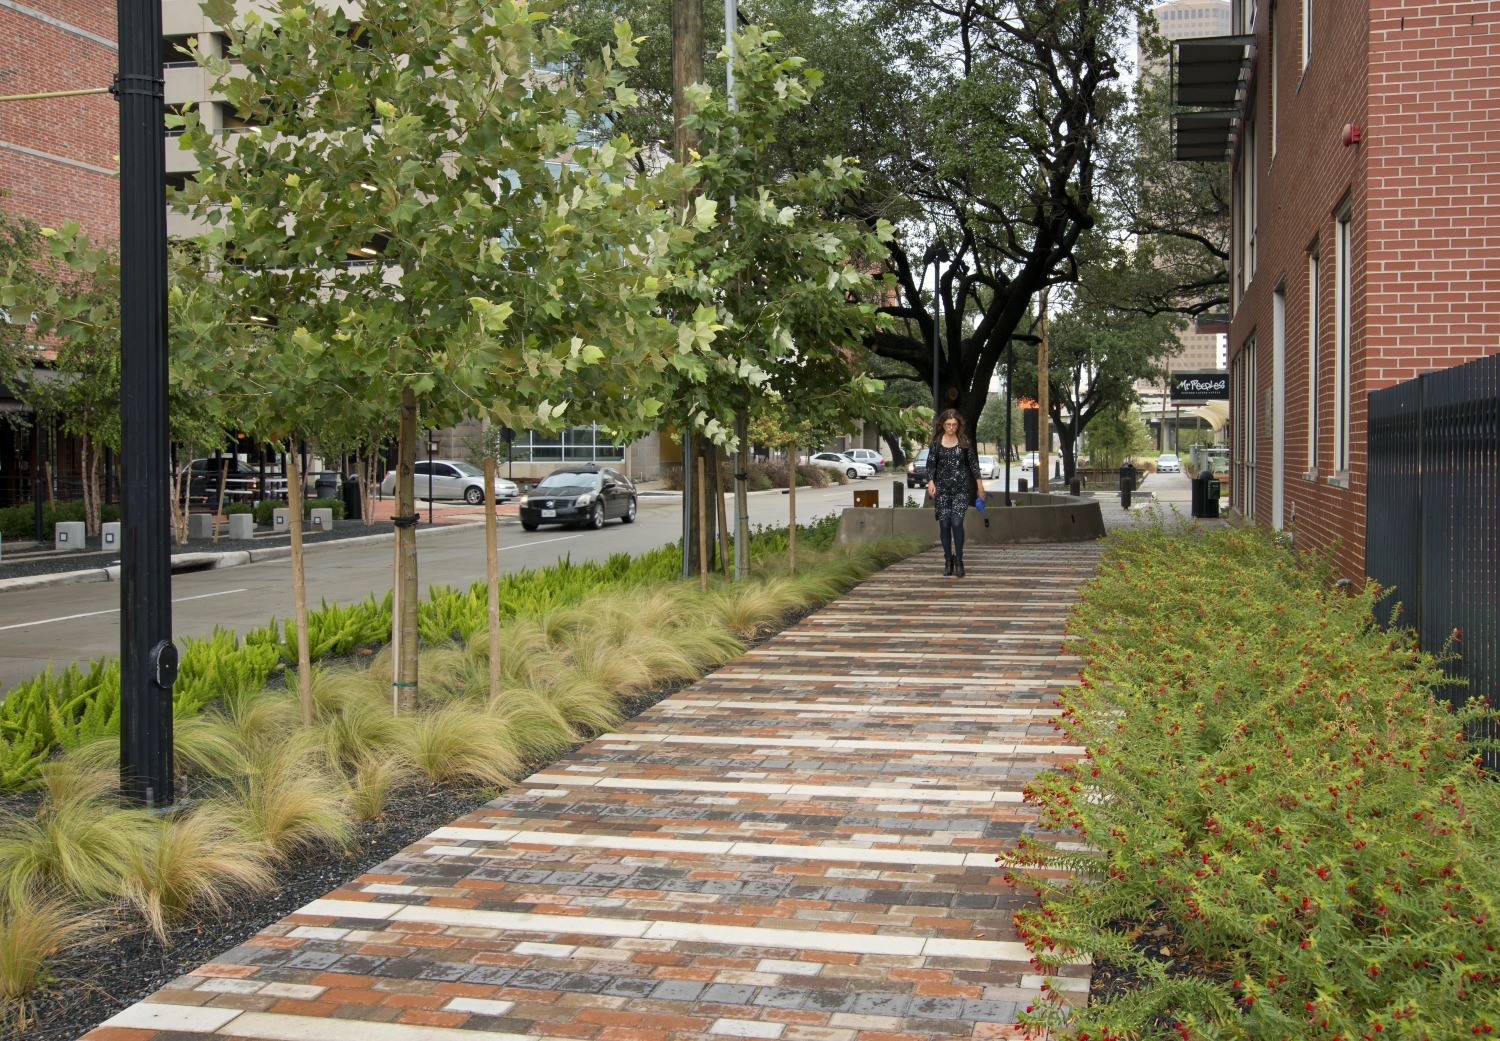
[943,556,955,576]
[954,557,966,578]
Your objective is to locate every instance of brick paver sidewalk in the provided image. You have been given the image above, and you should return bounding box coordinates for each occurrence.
[89,544,1100,1041]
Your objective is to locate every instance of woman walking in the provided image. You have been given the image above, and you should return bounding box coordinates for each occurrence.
[925,409,985,577]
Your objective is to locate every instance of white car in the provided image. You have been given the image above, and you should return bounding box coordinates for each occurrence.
[380,460,519,504]
[1019,452,1040,472]
[1157,453,1182,474]
[808,452,875,479]
[977,454,1002,479]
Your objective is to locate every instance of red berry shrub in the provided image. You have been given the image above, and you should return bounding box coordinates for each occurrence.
[1013,522,1499,1040]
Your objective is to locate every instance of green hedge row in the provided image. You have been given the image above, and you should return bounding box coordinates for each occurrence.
[0,501,121,541]
[0,515,841,788]
[1014,523,1499,1040]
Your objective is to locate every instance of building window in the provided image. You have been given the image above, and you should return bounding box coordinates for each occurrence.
[1301,0,1311,70]
[508,424,624,465]
[1237,118,1257,293]
[1234,336,1257,519]
[1333,200,1352,474]
[1306,240,1319,470]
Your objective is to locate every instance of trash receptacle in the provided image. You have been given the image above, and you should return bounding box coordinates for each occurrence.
[1203,473,1221,519]
[1118,462,1137,509]
[1190,472,1207,517]
[314,471,341,501]
[342,473,363,521]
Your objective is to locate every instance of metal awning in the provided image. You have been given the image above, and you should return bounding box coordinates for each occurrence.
[1171,34,1255,162]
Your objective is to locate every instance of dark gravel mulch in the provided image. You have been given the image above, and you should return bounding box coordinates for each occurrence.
[1085,915,1231,1028]
[0,519,453,583]
[12,604,820,1041]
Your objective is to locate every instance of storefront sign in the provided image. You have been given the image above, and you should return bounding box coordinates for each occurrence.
[1171,372,1229,401]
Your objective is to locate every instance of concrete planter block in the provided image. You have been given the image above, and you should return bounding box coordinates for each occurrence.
[54,521,86,551]
[308,508,333,533]
[101,521,122,550]
[188,513,214,539]
[227,514,255,540]
[272,508,290,533]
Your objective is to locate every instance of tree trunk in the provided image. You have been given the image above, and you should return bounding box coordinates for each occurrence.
[212,454,229,544]
[1036,287,1050,493]
[734,411,749,580]
[482,423,501,700]
[716,447,732,579]
[286,450,314,726]
[696,452,709,592]
[80,431,101,536]
[787,450,797,577]
[394,387,420,710]
[363,449,378,527]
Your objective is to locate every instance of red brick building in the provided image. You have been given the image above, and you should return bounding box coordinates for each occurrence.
[0,0,118,241]
[1180,0,1500,576]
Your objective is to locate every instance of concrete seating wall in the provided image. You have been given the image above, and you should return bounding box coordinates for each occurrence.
[835,493,1105,546]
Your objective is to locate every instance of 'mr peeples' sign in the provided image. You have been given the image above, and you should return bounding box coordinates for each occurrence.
[1171,372,1229,401]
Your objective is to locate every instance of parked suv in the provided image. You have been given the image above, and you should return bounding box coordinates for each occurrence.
[845,448,886,472]
[906,448,930,488]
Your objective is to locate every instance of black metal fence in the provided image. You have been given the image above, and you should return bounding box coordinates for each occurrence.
[1366,352,1498,753]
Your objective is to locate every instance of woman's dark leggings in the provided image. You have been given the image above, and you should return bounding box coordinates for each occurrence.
[938,514,965,560]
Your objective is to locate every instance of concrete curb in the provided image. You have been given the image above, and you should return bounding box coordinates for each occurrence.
[0,521,487,594]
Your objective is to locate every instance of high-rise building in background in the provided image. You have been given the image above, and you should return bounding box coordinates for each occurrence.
[1135,0,1232,450]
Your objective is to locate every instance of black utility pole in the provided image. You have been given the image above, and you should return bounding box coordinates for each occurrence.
[116,0,176,806]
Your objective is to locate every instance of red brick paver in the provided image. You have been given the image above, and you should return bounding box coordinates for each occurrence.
[83,544,1099,1041]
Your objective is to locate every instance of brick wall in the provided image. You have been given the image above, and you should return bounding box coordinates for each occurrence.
[0,1,119,242]
[1230,0,1500,578]
[1365,1,1500,384]
[1230,0,1368,576]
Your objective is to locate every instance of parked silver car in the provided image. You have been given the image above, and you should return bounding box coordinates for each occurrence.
[808,452,875,479]
[379,460,519,504]
[845,448,887,472]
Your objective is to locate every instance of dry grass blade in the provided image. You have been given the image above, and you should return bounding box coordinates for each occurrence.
[0,791,150,904]
[486,686,579,760]
[542,672,624,737]
[173,715,252,778]
[0,892,97,1029]
[306,665,385,720]
[123,806,273,941]
[395,705,521,786]
[225,748,352,861]
[566,639,654,698]
[316,692,401,769]
[30,762,116,807]
[347,754,409,823]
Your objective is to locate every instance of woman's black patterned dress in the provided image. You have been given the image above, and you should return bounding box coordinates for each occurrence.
[927,440,982,523]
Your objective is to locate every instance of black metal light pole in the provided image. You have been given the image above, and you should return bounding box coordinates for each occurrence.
[920,239,950,416]
[116,0,176,806]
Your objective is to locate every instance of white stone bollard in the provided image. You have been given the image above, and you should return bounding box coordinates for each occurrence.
[54,521,86,551]
[272,508,290,533]
[188,513,214,539]
[101,521,122,550]
[228,514,255,540]
[308,508,334,533]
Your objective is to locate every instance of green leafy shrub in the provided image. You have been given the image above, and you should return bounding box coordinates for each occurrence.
[304,497,346,520]
[224,502,255,516]
[794,463,831,488]
[1013,522,1500,1040]
[0,502,120,541]
[253,500,287,526]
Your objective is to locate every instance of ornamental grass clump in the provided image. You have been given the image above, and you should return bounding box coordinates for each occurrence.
[1013,521,1500,1041]
[123,805,273,941]
[0,893,97,1028]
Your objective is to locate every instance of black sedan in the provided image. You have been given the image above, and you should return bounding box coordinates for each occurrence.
[519,466,638,530]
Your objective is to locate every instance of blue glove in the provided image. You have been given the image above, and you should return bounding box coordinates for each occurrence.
[974,497,985,511]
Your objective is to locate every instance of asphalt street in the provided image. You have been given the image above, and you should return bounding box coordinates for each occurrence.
[0,481,896,695]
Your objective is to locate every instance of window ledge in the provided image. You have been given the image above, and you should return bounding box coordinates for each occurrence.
[1326,471,1350,489]
[1301,469,1319,482]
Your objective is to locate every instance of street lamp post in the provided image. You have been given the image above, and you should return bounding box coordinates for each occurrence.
[920,239,950,416]
[116,0,176,806]
[1004,338,1014,507]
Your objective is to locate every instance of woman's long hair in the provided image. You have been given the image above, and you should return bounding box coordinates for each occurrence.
[932,408,972,449]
